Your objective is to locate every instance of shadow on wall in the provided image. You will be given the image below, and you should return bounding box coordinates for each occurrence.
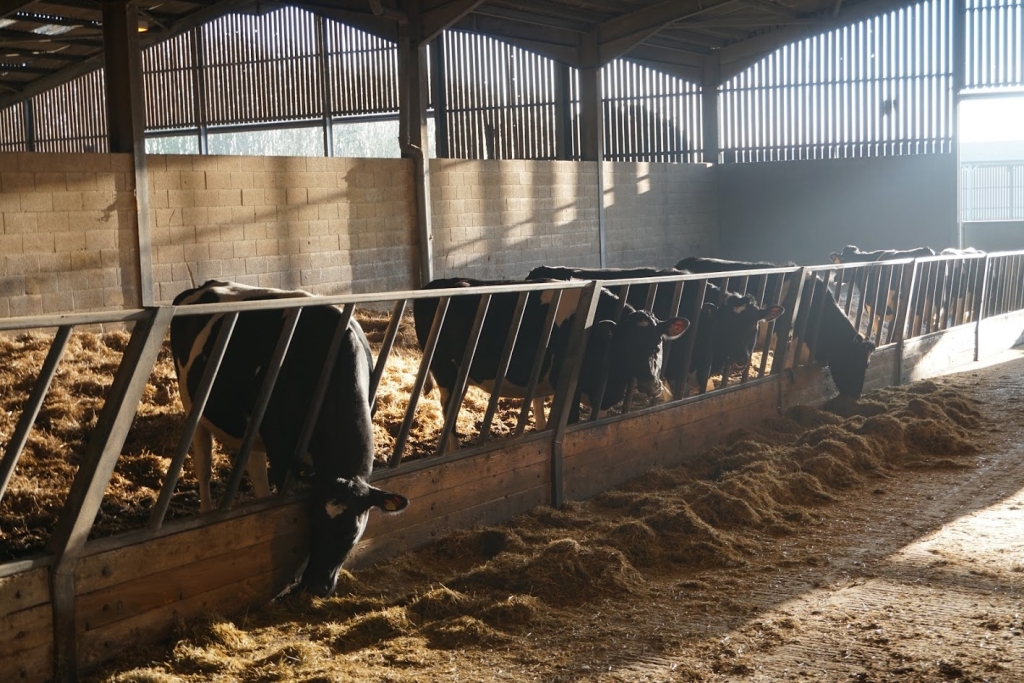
[429,158,602,282]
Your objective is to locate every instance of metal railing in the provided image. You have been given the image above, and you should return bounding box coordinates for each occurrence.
[3,253,1023,568]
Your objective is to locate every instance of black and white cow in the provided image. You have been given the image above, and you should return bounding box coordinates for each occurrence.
[171,280,408,597]
[526,265,784,395]
[675,257,874,398]
[412,277,689,433]
[828,245,937,264]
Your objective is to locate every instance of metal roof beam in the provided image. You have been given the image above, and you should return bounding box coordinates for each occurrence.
[421,0,486,43]
[717,0,921,79]
[595,0,737,65]
[0,0,37,19]
[0,0,254,110]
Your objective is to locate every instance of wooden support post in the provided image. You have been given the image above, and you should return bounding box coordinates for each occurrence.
[101,0,153,306]
[701,55,720,164]
[398,1,434,285]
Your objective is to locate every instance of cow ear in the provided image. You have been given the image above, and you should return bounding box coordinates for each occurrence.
[829,252,842,263]
[762,305,785,322]
[594,320,616,337]
[701,302,717,317]
[361,482,409,514]
[659,317,689,340]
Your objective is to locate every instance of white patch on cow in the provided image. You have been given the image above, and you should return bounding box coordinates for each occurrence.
[325,500,348,519]
[635,318,651,327]
[732,303,747,313]
[539,288,583,327]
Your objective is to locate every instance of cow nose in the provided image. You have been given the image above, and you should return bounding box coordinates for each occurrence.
[658,384,674,403]
[302,572,339,598]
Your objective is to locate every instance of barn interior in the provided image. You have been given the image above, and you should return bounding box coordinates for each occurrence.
[1,0,1023,681]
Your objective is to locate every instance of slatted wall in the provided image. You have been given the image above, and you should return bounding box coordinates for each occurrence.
[720,0,955,162]
[966,0,1024,88]
[602,59,703,163]
[31,69,108,153]
[142,32,197,131]
[442,31,560,159]
[0,102,26,151]
[325,21,399,116]
[961,162,1024,220]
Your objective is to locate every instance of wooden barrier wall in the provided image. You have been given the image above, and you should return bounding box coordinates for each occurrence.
[0,317,1018,682]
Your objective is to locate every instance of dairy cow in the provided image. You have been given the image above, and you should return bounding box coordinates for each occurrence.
[526,266,784,395]
[675,257,874,398]
[171,280,408,597]
[412,277,689,433]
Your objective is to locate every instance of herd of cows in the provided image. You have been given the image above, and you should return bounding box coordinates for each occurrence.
[168,244,981,596]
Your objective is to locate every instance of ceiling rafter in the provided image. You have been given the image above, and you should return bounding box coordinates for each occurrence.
[420,0,486,43]
[0,0,254,110]
[595,0,739,65]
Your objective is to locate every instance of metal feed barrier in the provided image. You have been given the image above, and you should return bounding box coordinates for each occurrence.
[2,250,1024,681]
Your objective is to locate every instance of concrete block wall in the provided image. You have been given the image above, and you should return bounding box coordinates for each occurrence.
[149,155,418,302]
[430,159,602,281]
[0,152,140,317]
[603,161,718,268]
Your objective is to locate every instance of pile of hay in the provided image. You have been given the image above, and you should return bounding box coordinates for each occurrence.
[86,377,990,682]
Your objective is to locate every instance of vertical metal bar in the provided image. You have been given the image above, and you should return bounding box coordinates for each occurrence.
[0,325,72,504]
[548,282,602,508]
[219,307,302,511]
[478,291,529,445]
[149,312,238,529]
[806,270,834,361]
[659,279,686,374]
[49,308,173,683]
[868,263,887,341]
[758,273,786,378]
[874,264,894,346]
[391,297,449,466]
[514,289,562,436]
[975,255,991,360]
[677,279,708,396]
[852,266,870,333]
[368,300,407,413]
[435,294,492,456]
[778,268,811,373]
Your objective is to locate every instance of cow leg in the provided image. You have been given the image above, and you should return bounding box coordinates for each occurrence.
[191,423,215,514]
[248,451,271,499]
[531,398,548,430]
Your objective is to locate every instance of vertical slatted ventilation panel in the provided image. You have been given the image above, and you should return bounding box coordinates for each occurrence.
[0,104,27,151]
[602,59,702,163]
[443,30,558,159]
[961,162,1024,220]
[966,0,1023,88]
[142,31,197,130]
[721,0,954,162]
[325,20,399,115]
[30,69,108,153]
[202,7,323,126]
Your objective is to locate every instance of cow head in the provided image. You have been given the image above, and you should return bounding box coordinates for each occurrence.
[302,477,408,597]
[706,294,785,370]
[828,334,876,398]
[590,310,688,405]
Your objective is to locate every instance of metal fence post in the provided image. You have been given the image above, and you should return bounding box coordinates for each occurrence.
[547,282,601,509]
[975,255,992,362]
[893,259,919,385]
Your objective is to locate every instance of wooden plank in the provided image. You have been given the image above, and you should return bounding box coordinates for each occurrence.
[349,484,550,569]
[0,567,49,616]
[0,640,52,683]
[901,325,978,384]
[567,380,779,456]
[77,534,305,634]
[780,364,832,409]
[364,444,549,538]
[76,502,306,594]
[77,565,295,670]
[978,310,1024,359]
[565,399,781,501]
[380,438,549,504]
[0,603,51,659]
